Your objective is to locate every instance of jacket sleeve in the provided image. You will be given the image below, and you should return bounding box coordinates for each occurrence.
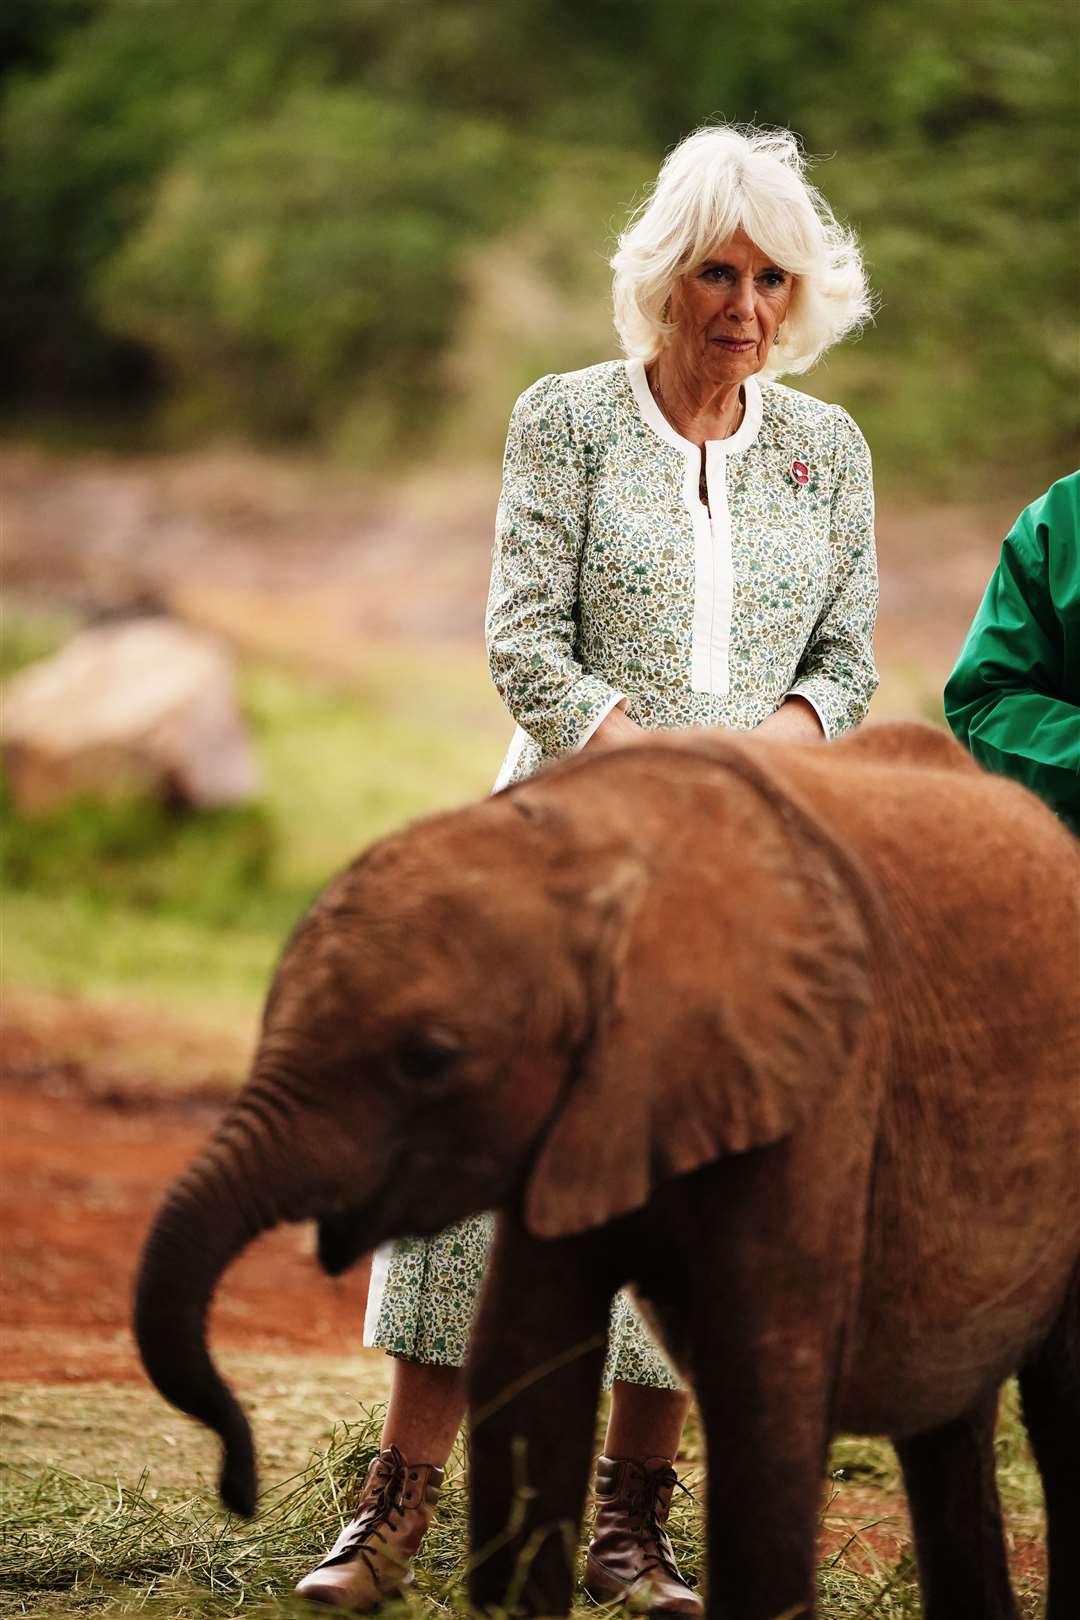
[944,501,1080,831]
[485,375,626,757]
[788,407,880,738]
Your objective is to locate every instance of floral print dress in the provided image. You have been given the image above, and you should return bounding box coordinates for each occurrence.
[365,357,879,1387]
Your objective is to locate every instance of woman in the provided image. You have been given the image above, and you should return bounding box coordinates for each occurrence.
[298,123,878,1613]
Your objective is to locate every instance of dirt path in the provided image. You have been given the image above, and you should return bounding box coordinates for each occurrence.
[1,1022,369,1385]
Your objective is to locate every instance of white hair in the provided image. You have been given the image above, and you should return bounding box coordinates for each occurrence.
[611,124,872,377]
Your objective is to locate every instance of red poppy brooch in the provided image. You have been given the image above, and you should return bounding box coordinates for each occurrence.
[791,460,809,486]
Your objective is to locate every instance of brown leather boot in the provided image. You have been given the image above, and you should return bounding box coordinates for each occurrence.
[294,1445,444,1610]
[584,1454,703,1617]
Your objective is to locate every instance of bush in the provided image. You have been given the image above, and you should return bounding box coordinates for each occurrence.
[95,91,527,442]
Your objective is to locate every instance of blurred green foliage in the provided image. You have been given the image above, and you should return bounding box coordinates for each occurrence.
[0,783,276,927]
[2,0,1077,485]
[98,92,522,440]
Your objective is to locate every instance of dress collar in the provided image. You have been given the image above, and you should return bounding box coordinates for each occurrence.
[626,357,763,456]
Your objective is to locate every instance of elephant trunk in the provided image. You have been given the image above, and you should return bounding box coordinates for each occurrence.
[133,1103,287,1516]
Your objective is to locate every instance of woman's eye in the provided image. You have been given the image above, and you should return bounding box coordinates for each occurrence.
[760,270,788,287]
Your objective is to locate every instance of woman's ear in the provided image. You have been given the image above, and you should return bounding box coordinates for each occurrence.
[524,749,875,1240]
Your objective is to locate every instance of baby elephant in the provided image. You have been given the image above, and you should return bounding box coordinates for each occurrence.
[135,722,1080,1620]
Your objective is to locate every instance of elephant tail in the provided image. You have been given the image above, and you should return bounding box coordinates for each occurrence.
[133,1106,282,1516]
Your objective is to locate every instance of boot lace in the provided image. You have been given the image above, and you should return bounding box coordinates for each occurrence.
[330,1446,413,1578]
[629,1465,693,1581]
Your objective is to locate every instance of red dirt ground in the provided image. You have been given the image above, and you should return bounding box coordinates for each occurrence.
[0,1016,370,1386]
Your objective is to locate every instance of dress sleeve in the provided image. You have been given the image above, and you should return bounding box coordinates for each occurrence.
[944,502,1080,832]
[485,375,626,757]
[788,407,880,738]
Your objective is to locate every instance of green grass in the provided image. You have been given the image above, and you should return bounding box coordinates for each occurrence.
[0,887,285,1018]
[0,604,83,682]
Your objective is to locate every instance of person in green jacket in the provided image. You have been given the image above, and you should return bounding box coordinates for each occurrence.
[944,471,1080,835]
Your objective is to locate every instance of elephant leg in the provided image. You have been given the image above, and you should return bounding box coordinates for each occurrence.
[694,1368,827,1620]
[636,1157,851,1620]
[666,1257,831,1620]
[1018,1275,1080,1620]
[894,1389,1019,1620]
[466,1214,616,1618]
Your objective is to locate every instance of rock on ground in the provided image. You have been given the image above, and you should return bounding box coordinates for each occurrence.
[1,617,259,813]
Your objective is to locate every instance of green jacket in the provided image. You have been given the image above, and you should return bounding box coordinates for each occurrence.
[944,471,1080,834]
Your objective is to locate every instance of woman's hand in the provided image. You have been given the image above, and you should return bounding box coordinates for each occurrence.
[584,704,647,752]
[752,696,826,743]
[585,695,824,756]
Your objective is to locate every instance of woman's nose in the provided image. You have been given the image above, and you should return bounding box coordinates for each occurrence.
[725,277,756,323]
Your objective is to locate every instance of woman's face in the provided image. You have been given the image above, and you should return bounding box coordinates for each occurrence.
[668,228,795,387]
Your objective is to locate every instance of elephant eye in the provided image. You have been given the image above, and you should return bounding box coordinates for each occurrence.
[394,1031,463,1086]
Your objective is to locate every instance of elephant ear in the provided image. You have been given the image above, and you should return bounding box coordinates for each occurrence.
[524,745,876,1239]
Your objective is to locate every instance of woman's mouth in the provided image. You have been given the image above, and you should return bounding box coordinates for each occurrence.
[712,337,755,352]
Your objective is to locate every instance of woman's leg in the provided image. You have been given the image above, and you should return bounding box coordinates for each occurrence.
[586,1302,702,1616]
[604,1380,691,1461]
[296,1210,490,1612]
[380,1354,466,1467]
[296,1354,465,1609]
